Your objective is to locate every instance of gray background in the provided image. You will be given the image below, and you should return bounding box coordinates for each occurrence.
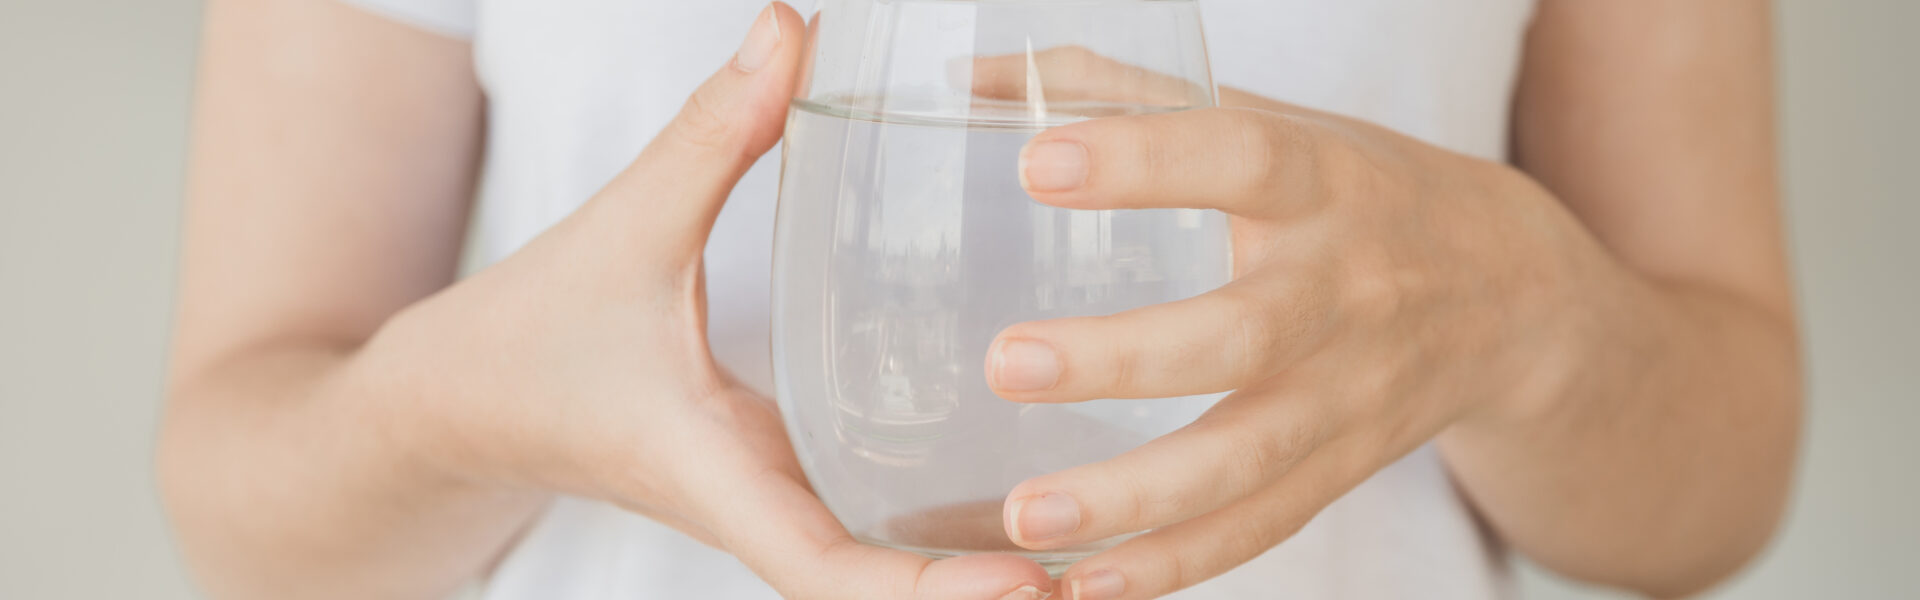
[1,0,1913,598]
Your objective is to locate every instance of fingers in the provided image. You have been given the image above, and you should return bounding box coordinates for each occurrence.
[1019,107,1354,219]
[1055,456,1338,600]
[703,463,1054,600]
[986,273,1330,403]
[966,48,1358,220]
[594,2,808,260]
[1217,85,1336,119]
[965,49,1323,119]
[966,46,1211,109]
[678,393,1053,600]
[1000,390,1332,551]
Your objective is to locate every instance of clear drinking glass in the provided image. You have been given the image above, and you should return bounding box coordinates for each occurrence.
[772,0,1228,574]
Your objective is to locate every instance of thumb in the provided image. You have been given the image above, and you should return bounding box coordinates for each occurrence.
[593,2,806,260]
[692,443,1055,599]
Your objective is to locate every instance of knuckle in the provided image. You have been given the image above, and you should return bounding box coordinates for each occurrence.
[1095,318,1147,393]
[1222,424,1293,494]
[1260,115,1314,186]
[1111,459,1172,525]
[1093,458,1187,534]
[1120,118,1167,191]
[1348,365,1403,415]
[1136,541,1195,592]
[1338,251,1417,324]
[1110,347,1140,393]
[1222,513,1294,565]
[1060,44,1099,67]
[1171,541,1213,591]
[1220,525,1270,566]
[669,85,742,151]
[1317,133,1382,203]
[1194,404,1314,496]
[1231,111,1284,201]
[1221,289,1280,383]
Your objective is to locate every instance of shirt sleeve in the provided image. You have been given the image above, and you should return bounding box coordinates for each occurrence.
[335,0,476,39]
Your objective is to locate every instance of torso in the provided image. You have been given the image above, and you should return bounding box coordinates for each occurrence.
[457,1,1535,597]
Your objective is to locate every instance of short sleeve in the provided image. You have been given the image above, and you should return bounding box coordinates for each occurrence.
[336,0,476,39]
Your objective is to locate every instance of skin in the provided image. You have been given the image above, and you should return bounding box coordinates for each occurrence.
[160,1,1797,600]
[163,2,1048,599]
[986,2,1796,599]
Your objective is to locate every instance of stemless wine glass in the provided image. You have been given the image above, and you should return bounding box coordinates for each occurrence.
[772,0,1229,574]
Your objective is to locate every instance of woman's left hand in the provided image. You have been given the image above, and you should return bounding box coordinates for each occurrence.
[987,88,1607,599]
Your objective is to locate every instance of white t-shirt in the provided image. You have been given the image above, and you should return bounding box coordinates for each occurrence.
[338,0,1537,597]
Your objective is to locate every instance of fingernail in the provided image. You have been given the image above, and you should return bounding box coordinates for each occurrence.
[1021,140,1089,192]
[733,4,781,73]
[996,585,1048,600]
[1070,570,1125,600]
[1012,493,1081,543]
[992,339,1061,392]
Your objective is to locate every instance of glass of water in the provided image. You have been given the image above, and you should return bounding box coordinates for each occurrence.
[772,0,1228,574]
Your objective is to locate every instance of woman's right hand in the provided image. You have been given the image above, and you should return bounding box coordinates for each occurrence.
[346,4,1049,599]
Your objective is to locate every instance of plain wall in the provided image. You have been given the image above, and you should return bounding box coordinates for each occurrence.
[0,1,1913,598]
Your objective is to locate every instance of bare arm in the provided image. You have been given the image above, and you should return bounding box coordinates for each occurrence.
[942,4,1798,597]
[161,1,527,597]
[1440,0,1800,595]
[160,2,1056,599]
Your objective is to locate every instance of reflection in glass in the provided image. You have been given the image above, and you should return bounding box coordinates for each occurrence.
[772,0,1228,573]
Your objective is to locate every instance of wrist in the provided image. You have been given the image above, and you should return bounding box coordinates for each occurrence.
[335,299,527,498]
[1455,167,1618,432]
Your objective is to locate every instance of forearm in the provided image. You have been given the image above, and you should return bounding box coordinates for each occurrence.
[159,330,546,599]
[1441,260,1801,597]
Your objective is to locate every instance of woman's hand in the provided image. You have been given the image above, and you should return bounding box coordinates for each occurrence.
[982,86,1607,599]
[165,3,1051,599]
[972,6,1799,592]
[355,5,1052,599]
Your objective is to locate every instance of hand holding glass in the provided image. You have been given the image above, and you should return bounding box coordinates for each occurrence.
[773,0,1226,574]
